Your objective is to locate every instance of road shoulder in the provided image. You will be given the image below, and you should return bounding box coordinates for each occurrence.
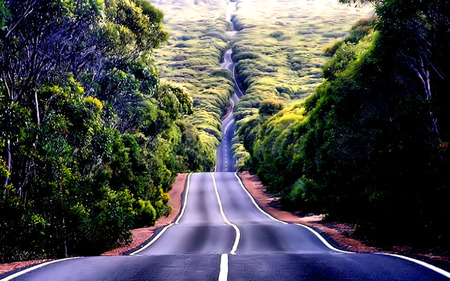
[237,171,375,253]
[102,173,188,256]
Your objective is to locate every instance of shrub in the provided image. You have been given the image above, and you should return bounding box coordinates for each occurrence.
[135,199,157,227]
[258,99,283,116]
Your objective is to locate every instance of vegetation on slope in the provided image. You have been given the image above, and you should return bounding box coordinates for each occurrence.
[230,0,373,168]
[0,0,207,261]
[152,0,234,164]
[243,0,450,249]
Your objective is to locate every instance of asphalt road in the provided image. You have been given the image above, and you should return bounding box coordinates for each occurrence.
[215,98,236,173]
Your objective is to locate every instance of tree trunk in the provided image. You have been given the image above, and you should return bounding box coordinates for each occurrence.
[4,139,12,193]
[34,90,40,127]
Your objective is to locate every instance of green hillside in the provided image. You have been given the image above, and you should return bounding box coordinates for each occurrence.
[239,0,450,250]
[152,0,234,165]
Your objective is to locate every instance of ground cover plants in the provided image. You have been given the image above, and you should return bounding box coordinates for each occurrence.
[151,0,234,165]
[238,0,450,252]
[231,0,373,168]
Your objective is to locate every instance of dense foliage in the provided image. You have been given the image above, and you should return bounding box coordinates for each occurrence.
[0,0,209,261]
[152,0,233,161]
[229,0,372,169]
[241,0,450,249]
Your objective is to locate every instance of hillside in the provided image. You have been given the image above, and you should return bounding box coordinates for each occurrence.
[236,0,450,252]
[229,0,373,167]
[151,0,234,166]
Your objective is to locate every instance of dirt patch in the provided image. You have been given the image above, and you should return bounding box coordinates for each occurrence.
[0,260,54,276]
[0,173,188,275]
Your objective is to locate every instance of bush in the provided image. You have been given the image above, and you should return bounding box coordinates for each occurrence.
[258,99,283,116]
[135,199,157,227]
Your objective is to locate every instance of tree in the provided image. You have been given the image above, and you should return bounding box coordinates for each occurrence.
[244,0,450,248]
[0,0,204,261]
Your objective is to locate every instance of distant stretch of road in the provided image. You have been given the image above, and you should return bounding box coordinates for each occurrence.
[216,48,242,173]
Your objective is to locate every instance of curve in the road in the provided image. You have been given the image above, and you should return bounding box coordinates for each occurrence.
[211,173,240,254]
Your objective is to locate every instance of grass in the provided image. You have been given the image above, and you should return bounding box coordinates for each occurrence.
[230,0,373,164]
[231,0,373,121]
[151,0,373,167]
[151,0,234,160]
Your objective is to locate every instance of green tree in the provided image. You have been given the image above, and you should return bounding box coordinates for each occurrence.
[244,0,449,249]
[0,0,8,30]
[1,0,206,261]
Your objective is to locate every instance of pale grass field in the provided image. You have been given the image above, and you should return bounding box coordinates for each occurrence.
[151,0,232,150]
[151,0,373,154]
[228,0,373,166]
[232,0,374,102]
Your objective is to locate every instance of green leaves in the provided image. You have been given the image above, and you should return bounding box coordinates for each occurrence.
[0,0,9,31]
[242,0,450,249]
[104,0,168,51]
[0,0,208,261]
[135,199,156,227]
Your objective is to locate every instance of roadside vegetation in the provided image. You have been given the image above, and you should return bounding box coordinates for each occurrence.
[238,0,450,251]
[230,0,373,168]
[0,0,210,261]
[152,0,234,163]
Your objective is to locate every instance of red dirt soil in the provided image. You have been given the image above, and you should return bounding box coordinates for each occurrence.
[238,171,450,268]
[102,173,187,256]
[0,260,54,275]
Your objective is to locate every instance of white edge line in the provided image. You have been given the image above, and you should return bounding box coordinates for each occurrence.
[222,110,233,124]
[380,253,450,279]
[129,223,174,255]
[130,173,193,255]
[223,119,234,136]
[233,173,352,252]
[0,257,79,281]
[233,172,287,225]
[234,170,450,279]
[212,173,240,255]
[297,224,450,278]
[294,223,353,254]
[218,253,229,281]
[229,97,235,110]
[232,66,244,97]
[175,173,192,224]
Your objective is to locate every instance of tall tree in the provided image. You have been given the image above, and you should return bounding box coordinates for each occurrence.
[242,0,449,248]
[1,0,205,261]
